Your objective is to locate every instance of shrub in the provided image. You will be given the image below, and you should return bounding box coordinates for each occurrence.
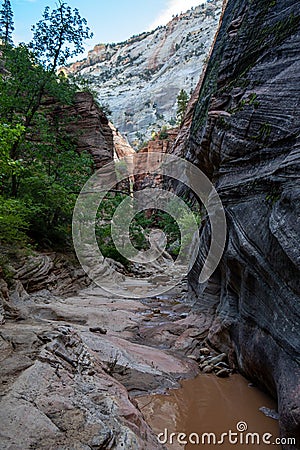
[0,196,30,244]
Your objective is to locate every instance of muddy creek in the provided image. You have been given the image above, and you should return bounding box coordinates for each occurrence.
[137,373,280,449]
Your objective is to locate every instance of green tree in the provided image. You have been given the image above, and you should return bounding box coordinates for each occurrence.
[0,196,30,244]
[0,2,95,246]
[0,1,93,196]
[0,123,24,178]
[0,45,76,195]
[0,0,14,46]
[158,125,169,140]
[0,123,29,245]
[176,89,189,125]
[30,1,93,72]
[94,194,202,266]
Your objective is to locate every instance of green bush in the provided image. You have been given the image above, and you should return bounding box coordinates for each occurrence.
[158,125,169,140]
[0,1,94,250]
[0,196,30,244]
[94,194,201,266]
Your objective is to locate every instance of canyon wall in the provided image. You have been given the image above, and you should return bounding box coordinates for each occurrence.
[174,0,300,445]
[54,91,114,169]
[54,91,134,166]
[64,1,223,147]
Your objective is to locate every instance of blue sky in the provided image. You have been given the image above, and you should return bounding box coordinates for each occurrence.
[12,0,205,58]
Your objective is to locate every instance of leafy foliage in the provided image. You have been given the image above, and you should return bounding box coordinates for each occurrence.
[95,194,201,267]
[176,89,189,125]
[0,0,14,46]
[29,1,93,72]
[0,196,29,244]
[0,123,24,177]
[158,125,169,140]
[0,2,94,248]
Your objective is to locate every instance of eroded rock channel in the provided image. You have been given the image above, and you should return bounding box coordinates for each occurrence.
[1,0,299,447]
[0,252,280,449]
[0,252,193,448]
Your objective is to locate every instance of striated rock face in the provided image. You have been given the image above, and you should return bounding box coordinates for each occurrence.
[64,1,223,147]
[134,128,178,190]
[0,251,91,327]
[54,91,135,169]
[173,0,300,445]
[59,91,114,170]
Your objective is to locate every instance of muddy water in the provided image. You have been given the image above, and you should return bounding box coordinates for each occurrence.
[137,374,280,449]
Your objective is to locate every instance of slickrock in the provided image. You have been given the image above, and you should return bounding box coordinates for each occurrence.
[63,1,223,146]
[0,259,197,449]
[0,324,162,449]
[170,0,300,445]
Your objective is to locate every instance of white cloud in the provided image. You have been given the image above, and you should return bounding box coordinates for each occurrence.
[149,0,207,30]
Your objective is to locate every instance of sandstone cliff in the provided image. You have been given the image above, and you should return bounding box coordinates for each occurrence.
[70,92,114,169]
[53,91,134,168]
[64,1,223,147]
[133,128,178,191]
[172,0,300,445]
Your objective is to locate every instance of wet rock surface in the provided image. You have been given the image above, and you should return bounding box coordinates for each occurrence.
[0,255,202,449]
[171,0,300,446]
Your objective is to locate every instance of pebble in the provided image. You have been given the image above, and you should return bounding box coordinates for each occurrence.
[214,361,229,369]
[203,365,213,374]
[215,368,231,378]
[199,361,209,370]
[259,407,279,420]
[208,353,227,365]
[89,327,107,335]
[200,347,210,355]
[198,351,232,377]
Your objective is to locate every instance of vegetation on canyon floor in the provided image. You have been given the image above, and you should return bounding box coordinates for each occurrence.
[0,0,95,248]
[0,0,198,269]
[96,193,201,267]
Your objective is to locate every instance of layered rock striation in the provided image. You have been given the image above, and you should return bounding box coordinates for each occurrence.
[63,1,223,146]
[52,91,114,170]
[173,0,300,445]
[47,91,135,170]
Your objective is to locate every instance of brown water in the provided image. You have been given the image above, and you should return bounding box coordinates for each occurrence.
[137,374,280,449]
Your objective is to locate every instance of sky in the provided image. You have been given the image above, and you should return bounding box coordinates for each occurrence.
[12,0,206,59]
